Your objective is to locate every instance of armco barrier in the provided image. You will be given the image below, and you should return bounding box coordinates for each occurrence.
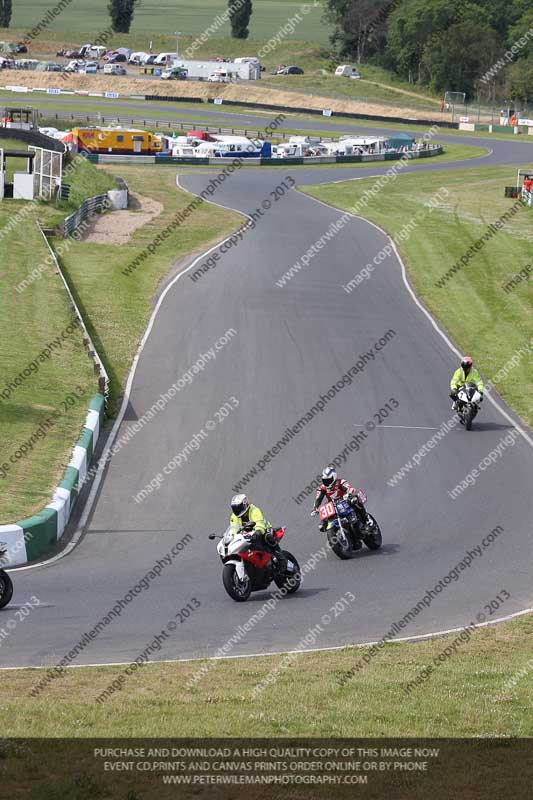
[0,126,66,153]
[0,394,105,566]
[62,192,109,237]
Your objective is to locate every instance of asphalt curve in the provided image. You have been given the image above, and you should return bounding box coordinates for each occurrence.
[3,133,533,671]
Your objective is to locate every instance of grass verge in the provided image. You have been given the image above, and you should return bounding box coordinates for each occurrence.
[1,613,532,737]
[302,166,533,427]
[0,208,96,522]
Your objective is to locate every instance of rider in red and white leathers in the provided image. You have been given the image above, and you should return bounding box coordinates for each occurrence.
[313,465,372,532]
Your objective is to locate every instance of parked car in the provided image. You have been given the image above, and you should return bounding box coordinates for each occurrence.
[143,54,158,64]
[107,53,127,63]
[13,43,28,54]
[161,67,188,80]
[64,59,83,72]
[276,65,304,75]
[65,49,82,58]
[103,63,126,75]
[45,62,63,72]
[79,61,99,74]
[207,70,230,83]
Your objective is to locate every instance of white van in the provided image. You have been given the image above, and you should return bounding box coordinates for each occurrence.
[234,56,260,64]
[154,52,176,65]
[207,70,230,83]
[129,51,148,64]
[335,64,360,78]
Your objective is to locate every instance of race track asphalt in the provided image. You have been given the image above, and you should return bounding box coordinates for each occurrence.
[2,127,532,671]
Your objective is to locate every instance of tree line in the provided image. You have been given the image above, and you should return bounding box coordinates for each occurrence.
[325,0,533,102]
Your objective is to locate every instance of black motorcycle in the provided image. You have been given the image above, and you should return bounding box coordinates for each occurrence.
[0,548,14,609]
[312,492,382,560]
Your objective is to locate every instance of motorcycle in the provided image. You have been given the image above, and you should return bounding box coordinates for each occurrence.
[456,382,482,431]
[0,548,14,610]
[209,523,301,602]
[311,491,382,560]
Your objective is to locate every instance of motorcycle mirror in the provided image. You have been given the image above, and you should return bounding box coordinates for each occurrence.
[208,534,216,540]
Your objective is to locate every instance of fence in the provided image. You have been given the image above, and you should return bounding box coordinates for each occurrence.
[85,144,443,167]
[0,126,66,153]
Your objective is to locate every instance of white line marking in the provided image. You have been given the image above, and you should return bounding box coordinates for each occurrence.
[354,424,441,430]
[1,605,531,672]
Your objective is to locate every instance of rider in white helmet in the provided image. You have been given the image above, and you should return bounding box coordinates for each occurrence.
[229,494,287,572]
[313,465,372,532]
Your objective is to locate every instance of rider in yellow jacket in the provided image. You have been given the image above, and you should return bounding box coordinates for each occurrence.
[229,494,287,571]
[450,355,484,408]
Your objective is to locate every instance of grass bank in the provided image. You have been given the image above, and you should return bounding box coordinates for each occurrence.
[302,166,533,427]
[0,207,96,522]
[1,613,532,737]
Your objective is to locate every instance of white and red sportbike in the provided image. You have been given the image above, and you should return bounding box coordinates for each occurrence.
[209,525,301,602]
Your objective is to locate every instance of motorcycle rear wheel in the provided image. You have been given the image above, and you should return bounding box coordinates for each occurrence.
[222,564,252,602]
[0,570,14,609]
[274,550,301,594]
[327,526,353,559]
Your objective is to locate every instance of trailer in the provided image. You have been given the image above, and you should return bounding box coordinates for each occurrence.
[170,59,261,80]
[64,127,164,155]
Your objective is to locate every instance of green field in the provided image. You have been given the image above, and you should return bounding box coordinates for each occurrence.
[303,166,533,427]
[10,0,329,42]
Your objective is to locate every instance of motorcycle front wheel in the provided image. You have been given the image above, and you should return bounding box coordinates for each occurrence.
[327,525,353,559]
[465,406,475,431]
[0,570,14,609]
[362,515,382,550]
[222,563,252,602]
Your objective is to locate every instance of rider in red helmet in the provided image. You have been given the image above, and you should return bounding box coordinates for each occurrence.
[450,356,484,409]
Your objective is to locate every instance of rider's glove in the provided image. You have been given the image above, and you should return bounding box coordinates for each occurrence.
[310,509,318,517]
